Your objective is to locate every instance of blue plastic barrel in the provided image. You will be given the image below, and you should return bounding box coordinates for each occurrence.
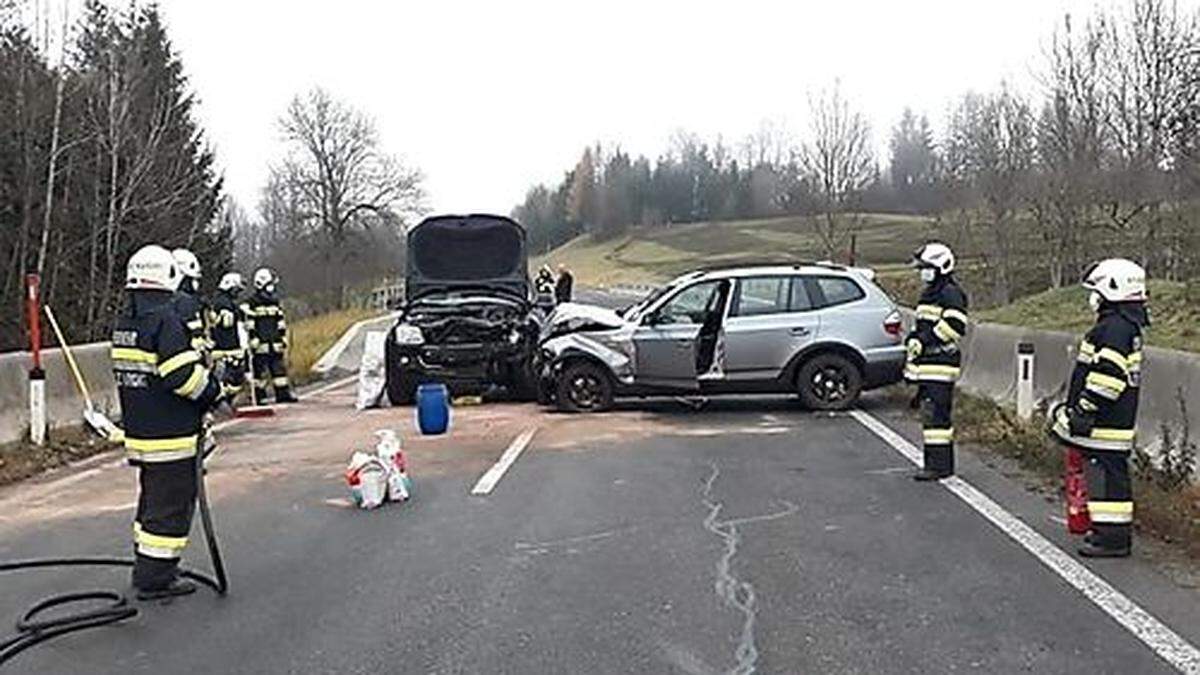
[416,383,450,435]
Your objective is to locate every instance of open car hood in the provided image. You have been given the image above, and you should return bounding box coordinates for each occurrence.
[406,214,529,302]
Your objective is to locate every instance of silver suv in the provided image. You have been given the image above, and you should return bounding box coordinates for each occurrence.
[537,263,906,412]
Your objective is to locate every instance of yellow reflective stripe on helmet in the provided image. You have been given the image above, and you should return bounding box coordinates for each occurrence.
[1095,348,1130,373]
[1085,372,1126,400]
[158,350,200,377]
[916,304,943,320]
[933,320,962,342]
[125,435,197,452]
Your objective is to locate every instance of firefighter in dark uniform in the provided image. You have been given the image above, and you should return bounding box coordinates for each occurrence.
[1051,258,1148,558]
[244,267,297,403]
[171,248,210,357]
[210,272,247,400]
[554,264,574,303]
[111,245,222,599]
[906,242,970,481]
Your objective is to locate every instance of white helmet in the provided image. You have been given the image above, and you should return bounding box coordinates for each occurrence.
[912,242,956,275]
[253,267,276,291]
[126,245,181,291]
[218,272,244,292]
[1082,258,1146,303]
[171,248,202,279]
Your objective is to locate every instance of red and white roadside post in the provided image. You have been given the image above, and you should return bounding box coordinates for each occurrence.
[27,274,46,446]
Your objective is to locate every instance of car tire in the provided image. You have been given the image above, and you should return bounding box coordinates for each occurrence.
[796,353,863,411]
[555,361,614,413]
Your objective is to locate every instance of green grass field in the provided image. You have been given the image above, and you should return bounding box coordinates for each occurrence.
[976,280,1200,354]
[534,213,941,287]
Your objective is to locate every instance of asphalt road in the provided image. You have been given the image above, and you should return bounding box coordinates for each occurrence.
[3,379,1200,674]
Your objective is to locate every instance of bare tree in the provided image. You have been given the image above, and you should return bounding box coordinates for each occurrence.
[800,82,874,257]
[1095,0,1200,276]
[1034,12,1108,287]
[945,87,1035,304]
[277,88,424,248]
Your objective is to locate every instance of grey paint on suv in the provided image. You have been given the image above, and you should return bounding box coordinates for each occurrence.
[537,264,906,412]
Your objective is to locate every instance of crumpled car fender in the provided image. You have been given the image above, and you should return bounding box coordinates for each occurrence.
[543,332,635,384]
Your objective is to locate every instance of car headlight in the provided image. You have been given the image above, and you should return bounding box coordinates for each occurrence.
[394,323,425,345]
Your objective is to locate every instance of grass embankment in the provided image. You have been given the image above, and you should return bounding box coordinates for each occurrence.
[287,307,379,387]
[975,280,1200,354]
[950,390,1200,557]
[534,213,938,287]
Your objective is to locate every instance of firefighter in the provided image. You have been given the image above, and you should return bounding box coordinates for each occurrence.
[171,248,209,357]
[905,242,970,481]
[554,264,574,303]
[244,267,297,403]
[1050,258,1148,558]
[111,244,222,599]
[209,272,247,400]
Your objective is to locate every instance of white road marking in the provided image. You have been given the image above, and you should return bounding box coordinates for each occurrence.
[850,409,1200,675]
[470,427,538,496]
[304,374,359,398]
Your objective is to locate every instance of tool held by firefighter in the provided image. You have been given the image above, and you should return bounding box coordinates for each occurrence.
[1049,258,1148,558]
[243,267,298,404]
[43,303,122,442]
[905,242,969,482]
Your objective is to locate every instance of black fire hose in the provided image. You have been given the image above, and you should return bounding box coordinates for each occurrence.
[0,446,227,667]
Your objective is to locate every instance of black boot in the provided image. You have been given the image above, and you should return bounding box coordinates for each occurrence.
[913,467,951,482]
[1078,541,1131,558]
[136,578,197,601]
[275,388,298,404]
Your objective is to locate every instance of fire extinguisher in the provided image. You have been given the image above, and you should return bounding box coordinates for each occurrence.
[1065,446,1091,534]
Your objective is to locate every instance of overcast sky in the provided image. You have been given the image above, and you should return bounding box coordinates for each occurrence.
[144,0,1157,216]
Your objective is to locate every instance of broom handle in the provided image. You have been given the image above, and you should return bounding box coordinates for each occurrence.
[44,305,95,411]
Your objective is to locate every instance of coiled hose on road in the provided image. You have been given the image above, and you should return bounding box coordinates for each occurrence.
[0,448,228,667]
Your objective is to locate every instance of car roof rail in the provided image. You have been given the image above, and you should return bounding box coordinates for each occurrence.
[694,259,851,274]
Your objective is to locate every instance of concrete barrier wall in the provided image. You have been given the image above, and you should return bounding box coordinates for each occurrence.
[959,321,1200,449]
[0,343,119,445]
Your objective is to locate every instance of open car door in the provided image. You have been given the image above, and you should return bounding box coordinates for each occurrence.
[632,280,729,390]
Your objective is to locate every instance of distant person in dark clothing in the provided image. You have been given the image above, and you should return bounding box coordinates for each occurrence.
[555,265,574,303]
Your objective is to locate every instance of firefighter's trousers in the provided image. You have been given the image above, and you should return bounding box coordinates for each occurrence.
[133,458,197,590]
[918,381,955,475]
[1083,448,1133,550]
[252,352,292,403]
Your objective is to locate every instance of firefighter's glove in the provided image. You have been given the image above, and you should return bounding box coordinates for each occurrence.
[905,338,923,361]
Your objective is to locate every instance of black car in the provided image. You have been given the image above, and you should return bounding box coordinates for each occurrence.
[385,214,542,404]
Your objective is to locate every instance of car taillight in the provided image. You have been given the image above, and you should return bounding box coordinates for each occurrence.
[883,310,903,340]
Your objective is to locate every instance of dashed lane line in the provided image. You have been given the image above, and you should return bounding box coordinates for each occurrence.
[850,409,1200,675]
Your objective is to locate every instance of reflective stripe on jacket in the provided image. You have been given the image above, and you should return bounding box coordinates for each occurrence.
[112,290,220,464]
[905,277,969,383]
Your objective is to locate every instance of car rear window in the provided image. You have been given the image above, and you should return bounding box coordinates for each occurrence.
[809,276,865,308]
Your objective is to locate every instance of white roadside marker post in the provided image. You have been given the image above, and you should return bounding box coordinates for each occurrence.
[26,274,46,446]
[1016,342,1035,421]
